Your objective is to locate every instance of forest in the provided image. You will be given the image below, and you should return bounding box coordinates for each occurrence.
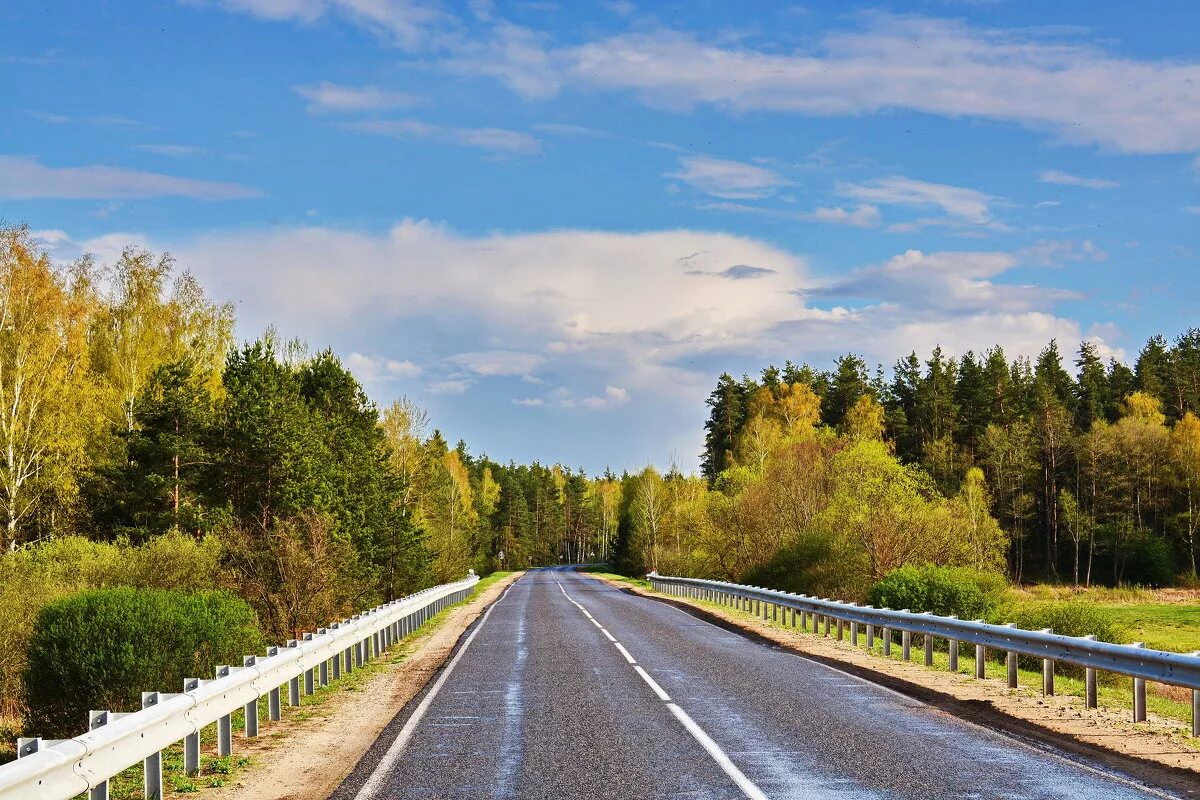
[2,221,1199,730]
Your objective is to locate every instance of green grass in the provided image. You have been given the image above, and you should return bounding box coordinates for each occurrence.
[12,572,517,798]
[581,567,651,590]
[1102,605,1200,654]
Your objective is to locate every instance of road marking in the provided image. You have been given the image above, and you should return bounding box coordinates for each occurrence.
[633,665,671,701]
[555,574,769,800]
[354,579,518,800]
[667,703,769,800]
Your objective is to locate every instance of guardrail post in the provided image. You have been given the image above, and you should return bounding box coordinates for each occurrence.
[265,647,282,721]
[88,711,111,800]
[973,622,986,678]
[1132,642,1147,722]
[1192,651,1199,737]
[866,623,875,650]
[1082,636,1098,709]
[329,628,342,680]
[317,629,330,686]
[142,692,163,800]
[836,617,845,641]
[1004,624,1018,689]
[882,625,891,656]
[823,613,831,637]
[215,667,233,756]
[1038,629,1055,696]
[243,656,261,736]
[850,615,859,646]
[183,678,203,774]
[303,633,316,694]
[287,640,301,706]
[901,629,912,661]
[947,617,959,672]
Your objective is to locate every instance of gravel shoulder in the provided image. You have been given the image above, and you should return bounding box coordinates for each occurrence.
[209,572,524,800]
[589,573,1200,798]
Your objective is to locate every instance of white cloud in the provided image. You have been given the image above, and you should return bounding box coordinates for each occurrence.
[293,81,423,113]
[501,16,1200,154]
[449,350,544,377]
[838,176,996,224]
[428,379,471,394]
[581,385,629,410]
[808,205,881,228]
[134,144,207,157]
[701,201,880,228]
[0,156,260,200]
[346,352,421,382]
[816,249,1082,315]
[208,0,449,49]
[513,397,544,407]
[668,156,790,199]
[345,119,541,154]
[1037,169,1118,189]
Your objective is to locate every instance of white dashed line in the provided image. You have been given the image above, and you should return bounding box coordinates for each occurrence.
[633,665,671,701]
[554,575,768,800]
[667,703,769,800]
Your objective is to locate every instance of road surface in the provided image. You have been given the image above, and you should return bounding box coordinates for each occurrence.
[331,568,1174,800]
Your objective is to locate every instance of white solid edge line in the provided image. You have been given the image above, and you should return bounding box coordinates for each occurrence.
[600,627,617,643]
[633,665,671,702]
[614,642,637,664]
[667,703,768,800]
[354,578,519,800]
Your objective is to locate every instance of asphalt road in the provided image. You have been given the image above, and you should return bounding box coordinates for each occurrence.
[331,568,1175,800]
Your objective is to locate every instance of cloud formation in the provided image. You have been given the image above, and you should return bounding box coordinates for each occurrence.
[344,119,541,154]
[668,156,790,199]
[838,176,997,224]
[294,81,424,113]
[0,156,260,200]
[1038,169,1119,189]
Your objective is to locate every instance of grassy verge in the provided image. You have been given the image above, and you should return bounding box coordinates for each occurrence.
[6,573,514,799]
[580,567,650,590]
[659,588,1199,744]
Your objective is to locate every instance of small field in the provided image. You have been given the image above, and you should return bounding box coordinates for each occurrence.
[1013,584,1200,653]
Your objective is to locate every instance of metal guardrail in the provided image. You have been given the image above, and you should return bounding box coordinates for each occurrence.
[0,573,480,800]
[647,573,1200,736]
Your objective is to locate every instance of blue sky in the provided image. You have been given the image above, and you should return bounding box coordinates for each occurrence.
[3,1,1199,473]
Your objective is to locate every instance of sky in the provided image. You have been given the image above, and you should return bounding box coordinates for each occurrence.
[2,1,1199,474]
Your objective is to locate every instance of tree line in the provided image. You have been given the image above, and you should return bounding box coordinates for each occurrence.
[0,224,621,635]
[701,335,1200,587]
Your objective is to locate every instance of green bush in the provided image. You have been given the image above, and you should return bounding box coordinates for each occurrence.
[989,600,1125,675]
[868,564,1009,619]
[23,588,262,737]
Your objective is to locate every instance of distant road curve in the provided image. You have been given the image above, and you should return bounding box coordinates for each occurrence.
[330,568,1176,800]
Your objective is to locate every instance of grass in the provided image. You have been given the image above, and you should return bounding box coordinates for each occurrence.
[659,584,1200,743]
[6,572,515,798]
[580,566,651,590]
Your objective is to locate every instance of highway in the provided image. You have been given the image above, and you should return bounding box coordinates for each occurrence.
[331,569,1173,800]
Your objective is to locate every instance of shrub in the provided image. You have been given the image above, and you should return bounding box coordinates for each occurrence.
[868,564,1009,619]
[23,588,262,737]
[988,600,1125,675]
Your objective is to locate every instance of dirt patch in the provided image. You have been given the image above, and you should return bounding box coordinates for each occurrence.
[209,573,523,800]
[589,574,1200,798]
